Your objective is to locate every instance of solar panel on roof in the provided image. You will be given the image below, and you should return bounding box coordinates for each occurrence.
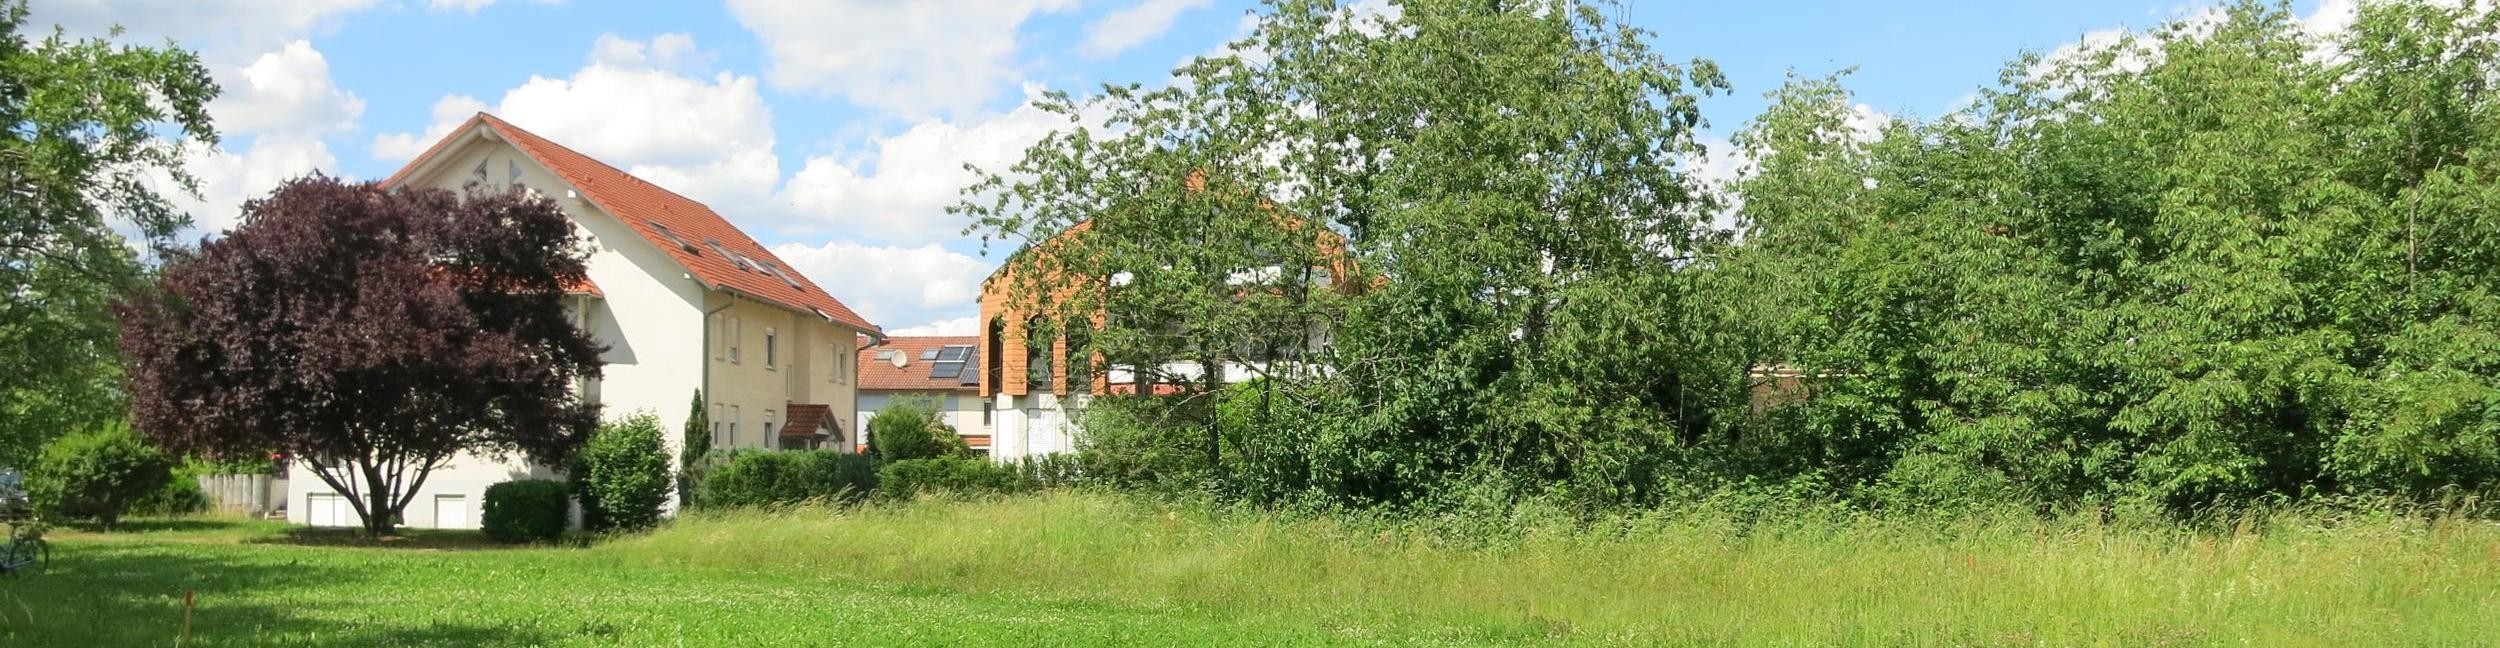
[929,361,964,380]
[936,345,970,362]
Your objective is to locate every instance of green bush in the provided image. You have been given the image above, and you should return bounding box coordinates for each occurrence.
[28,422,176,528]
[131,475,209,517]
[868,397,964,461]
[697,450,878,508]
[482,479,570,543]
[576,412,673,532]
[880,458,1029,501]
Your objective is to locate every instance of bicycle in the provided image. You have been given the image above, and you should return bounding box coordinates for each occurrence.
[0,521,50,577]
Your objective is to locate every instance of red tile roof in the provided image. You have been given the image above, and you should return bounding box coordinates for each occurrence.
[562,275,603,298]
[383,113,878,336]
[780,403,839,442]
[858,335,979,392]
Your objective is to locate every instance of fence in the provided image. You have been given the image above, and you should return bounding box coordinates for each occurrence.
[197,474,288,518]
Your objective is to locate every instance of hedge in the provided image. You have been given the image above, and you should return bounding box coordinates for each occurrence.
[879,458,1030,501]
[696,450,878,508]
[482,479,569,543]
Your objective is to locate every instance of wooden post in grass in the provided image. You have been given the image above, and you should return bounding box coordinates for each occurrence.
[179,590,194,646]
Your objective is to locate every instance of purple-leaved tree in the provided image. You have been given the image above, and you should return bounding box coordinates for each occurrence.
[118,176,603,535]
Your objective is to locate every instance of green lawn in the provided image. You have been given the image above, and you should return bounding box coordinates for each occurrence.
[2,493,2497,646]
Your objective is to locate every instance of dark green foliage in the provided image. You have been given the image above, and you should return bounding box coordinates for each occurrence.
[481,479,570,544]
[131,474,209,517]
[879,458,1030,501]
[576,413,672,532]
[868,397,965,461]
[28,422,176,528]
[1714,1,2500,513]
[696,450,878,508]
[679,392,710,506]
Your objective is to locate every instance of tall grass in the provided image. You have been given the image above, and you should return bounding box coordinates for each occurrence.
[612,491,2500,645]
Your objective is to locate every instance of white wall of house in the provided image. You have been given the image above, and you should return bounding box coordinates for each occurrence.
[856,391,991,451]
[988,392,1082,463]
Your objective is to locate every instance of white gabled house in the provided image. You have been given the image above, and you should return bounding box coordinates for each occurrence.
[288,113,883,529]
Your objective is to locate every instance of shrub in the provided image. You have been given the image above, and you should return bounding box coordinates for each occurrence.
[868,397,964,461]
[482,479,570,543]
[576,412,673,532]
[680,392,710,506]
[697,450,878,508]
[28,422,176,528]
[880,458,1029,501]
[131,475,209,517]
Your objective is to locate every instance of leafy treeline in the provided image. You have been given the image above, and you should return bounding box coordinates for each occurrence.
[974,0,2500,514]
[1733,1,2500,512]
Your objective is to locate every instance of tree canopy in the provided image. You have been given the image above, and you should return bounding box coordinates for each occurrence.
[0,0,217,465]
[118,176,603,534]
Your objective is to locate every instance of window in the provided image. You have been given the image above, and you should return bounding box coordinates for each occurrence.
[729,405,741,447]
[711,402,724,447]
[1066,325,1092,394]
[710,315,724,361]
[728,317,743,364]
[982,399,994,426]
[764,410,777,445]
[764,327,778,369]
[1026,317,1054,390]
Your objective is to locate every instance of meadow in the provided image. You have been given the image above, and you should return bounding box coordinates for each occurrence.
[2,492,2497,646]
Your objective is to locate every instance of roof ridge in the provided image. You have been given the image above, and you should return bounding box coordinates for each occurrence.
[477,114,721,224]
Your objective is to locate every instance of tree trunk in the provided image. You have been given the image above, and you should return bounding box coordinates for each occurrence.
[361,465,397,536]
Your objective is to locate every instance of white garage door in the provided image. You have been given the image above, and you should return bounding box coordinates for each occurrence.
[434,494,470,529]
[306,493,352,527]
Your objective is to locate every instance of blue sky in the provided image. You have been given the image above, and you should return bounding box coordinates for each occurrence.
[30,0,2348,334]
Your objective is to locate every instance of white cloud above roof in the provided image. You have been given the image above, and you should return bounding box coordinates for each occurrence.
[771,241,994,335]
[1081,0,1212,59]
[725,0,1075,117]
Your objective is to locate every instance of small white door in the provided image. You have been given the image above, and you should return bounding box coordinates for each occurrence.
[307,493,349,527]
[434,494,470,529]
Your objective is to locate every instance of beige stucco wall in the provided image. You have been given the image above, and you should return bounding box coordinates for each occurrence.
[702,296,859,450]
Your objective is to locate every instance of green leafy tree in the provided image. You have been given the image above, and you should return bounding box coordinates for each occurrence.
[868,397,966,461]
[0,1,217,465]
[1723,0,2500,511]
[964,0,1735,506]
[28,422,175,528]
[576,412,672,532]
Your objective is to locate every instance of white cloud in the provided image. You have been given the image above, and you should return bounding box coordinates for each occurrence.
[370,94,489,162]
[213,40,365,137]
[726,0,1076,116]
[27,0,376,58]
[770,241,994,331]
[424,0,564,13]
[777,85,1082,245]
[373,34,780,213]
[167,135,342,235]
[1081,0,1211,59]
[888,317,981,337]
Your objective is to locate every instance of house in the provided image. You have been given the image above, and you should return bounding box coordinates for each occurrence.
[854,336,993,455]
[976,212,1356,462]
[287,113,882,529]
